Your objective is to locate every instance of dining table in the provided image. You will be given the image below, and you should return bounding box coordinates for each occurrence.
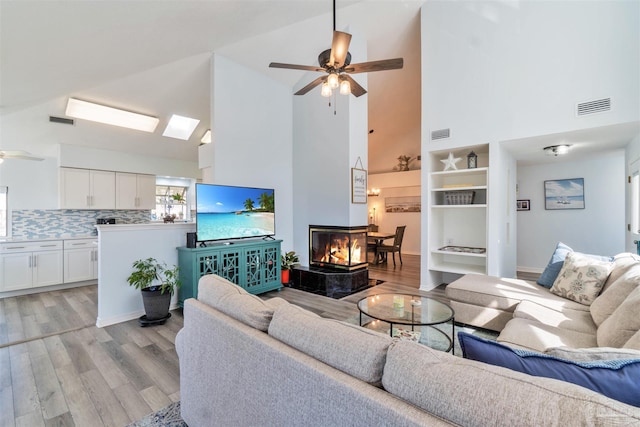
[368,231,395,264]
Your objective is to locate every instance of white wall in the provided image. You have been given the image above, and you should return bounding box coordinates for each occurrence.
[207,54,295,251]
[517,150,625,271]
[422,1,639,146]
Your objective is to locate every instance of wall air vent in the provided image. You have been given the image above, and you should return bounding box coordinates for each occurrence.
[49,116,75,125]
[576,98,611,116]
[431,128,450,140]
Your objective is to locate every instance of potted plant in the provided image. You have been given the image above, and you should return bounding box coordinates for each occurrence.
[127,257,181,324]
[280,250,300,285]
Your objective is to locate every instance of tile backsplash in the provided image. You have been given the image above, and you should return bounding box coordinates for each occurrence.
[11,209,151,240]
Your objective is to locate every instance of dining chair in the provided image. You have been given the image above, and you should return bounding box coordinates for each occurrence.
[376,225,406,266]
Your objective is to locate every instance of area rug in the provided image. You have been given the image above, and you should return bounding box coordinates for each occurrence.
[126,401,186,427]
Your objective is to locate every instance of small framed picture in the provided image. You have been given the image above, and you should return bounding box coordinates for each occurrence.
[517,199,530,211]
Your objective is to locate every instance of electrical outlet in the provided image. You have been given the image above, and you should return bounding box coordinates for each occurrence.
[447,238,453,245]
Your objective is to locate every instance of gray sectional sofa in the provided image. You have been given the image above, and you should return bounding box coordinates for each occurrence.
[445,252,640,353]
[175,274,640,426]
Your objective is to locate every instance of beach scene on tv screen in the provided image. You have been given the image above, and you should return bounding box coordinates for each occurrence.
[197,185,275,240]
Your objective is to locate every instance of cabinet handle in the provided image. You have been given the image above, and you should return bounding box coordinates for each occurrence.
[40,244,58,248]
[29,255,32,268]
[6,246,26,250]
[33,255,37,268]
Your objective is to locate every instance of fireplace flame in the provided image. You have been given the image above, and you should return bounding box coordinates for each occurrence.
[321,238,363,265]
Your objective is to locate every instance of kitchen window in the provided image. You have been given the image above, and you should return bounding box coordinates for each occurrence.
[0,186,7,237]
[153,185,188,221]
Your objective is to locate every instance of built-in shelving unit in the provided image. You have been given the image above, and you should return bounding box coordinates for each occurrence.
[427,146,489,278]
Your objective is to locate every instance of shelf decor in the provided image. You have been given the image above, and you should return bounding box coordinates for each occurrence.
[438,245,486,254]
[517,199,530,211]
[467,151,478,169]
[440,152,462,171]
[544,178,585,210]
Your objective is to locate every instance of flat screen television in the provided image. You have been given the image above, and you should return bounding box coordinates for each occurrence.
[195,183,275,242]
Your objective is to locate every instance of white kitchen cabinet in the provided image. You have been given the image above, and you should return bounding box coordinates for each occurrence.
[63,239,98,283]
[116,172,156,209]
[0,241,63,291]
[59,168,116,209]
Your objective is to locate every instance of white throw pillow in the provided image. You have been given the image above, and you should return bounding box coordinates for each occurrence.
[550,252,613,305]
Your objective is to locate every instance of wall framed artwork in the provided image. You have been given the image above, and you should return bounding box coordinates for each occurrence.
[351,168,367,204]
[517,199,530,211]
[544,178,585,210]
[385,196,421,213]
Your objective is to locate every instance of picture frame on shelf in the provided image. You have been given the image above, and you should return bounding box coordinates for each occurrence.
[517,199,530,211]
[544,178,585,210]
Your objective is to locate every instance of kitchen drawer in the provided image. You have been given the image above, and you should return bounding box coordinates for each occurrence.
[64,239,98,249]
[0,240,63,253]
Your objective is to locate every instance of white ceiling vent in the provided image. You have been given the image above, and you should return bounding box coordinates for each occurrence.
[431,128,450,140]
[576,98,611,116]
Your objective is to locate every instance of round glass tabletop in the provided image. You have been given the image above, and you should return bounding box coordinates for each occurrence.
[357,293,454,326]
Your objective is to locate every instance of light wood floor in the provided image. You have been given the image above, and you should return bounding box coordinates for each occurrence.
[0,253,434,426]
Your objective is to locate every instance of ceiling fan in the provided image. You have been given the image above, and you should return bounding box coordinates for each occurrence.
[269,0,403,98]
[0,150,44,164]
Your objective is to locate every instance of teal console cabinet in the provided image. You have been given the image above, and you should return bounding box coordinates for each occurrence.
[178,239,282,306]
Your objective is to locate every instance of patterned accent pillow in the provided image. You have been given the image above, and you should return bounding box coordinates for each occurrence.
[550,252,613,305]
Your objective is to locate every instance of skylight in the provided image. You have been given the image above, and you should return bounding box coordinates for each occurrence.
[162,114,200,141]
[65,98,159,132]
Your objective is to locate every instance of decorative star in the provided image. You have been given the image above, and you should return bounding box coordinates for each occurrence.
[440,152,462,171]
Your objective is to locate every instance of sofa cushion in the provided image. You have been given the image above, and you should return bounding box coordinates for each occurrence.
[497,318,597,352]
[537,242,573,288]
[624,330,640,350]
[600,252,640,294]
[197,274,283,332]
[590,259,640,326]
[383,340,640,424]
[597,285,640,348]
[268,303,393,386]
[513,300,596,335]
[550,252,613,305]
[459,332,640,407]
[445,273,588,314]
[545,346,640,361]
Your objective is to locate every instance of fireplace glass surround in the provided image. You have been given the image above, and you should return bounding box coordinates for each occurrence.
[309,225,368,271]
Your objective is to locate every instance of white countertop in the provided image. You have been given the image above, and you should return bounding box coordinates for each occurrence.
[0,235,97,243]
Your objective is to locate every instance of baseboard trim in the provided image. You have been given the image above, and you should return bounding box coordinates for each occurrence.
[96,302,180,328]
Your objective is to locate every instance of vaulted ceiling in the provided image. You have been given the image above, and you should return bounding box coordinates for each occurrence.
[0,0,423,171]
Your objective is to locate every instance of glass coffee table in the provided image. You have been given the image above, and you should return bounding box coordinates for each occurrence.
[357,293,455,354]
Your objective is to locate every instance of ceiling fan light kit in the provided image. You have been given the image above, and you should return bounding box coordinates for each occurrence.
[269,0,403,101]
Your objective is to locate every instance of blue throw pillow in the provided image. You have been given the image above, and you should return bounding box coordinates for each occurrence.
[458,332,640,407]
[537,242,572,288]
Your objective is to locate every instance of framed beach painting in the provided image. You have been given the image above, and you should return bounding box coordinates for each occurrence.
[544,178,585,210]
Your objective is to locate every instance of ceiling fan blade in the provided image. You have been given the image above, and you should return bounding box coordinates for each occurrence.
[0,150,44,161]
[329,31,352,67]
[294,75,327,96]
[342,75,367,97]
[345,58,404,74]
[269,62,325,72]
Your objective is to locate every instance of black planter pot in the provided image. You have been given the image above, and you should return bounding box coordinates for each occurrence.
[141,287,172,320]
